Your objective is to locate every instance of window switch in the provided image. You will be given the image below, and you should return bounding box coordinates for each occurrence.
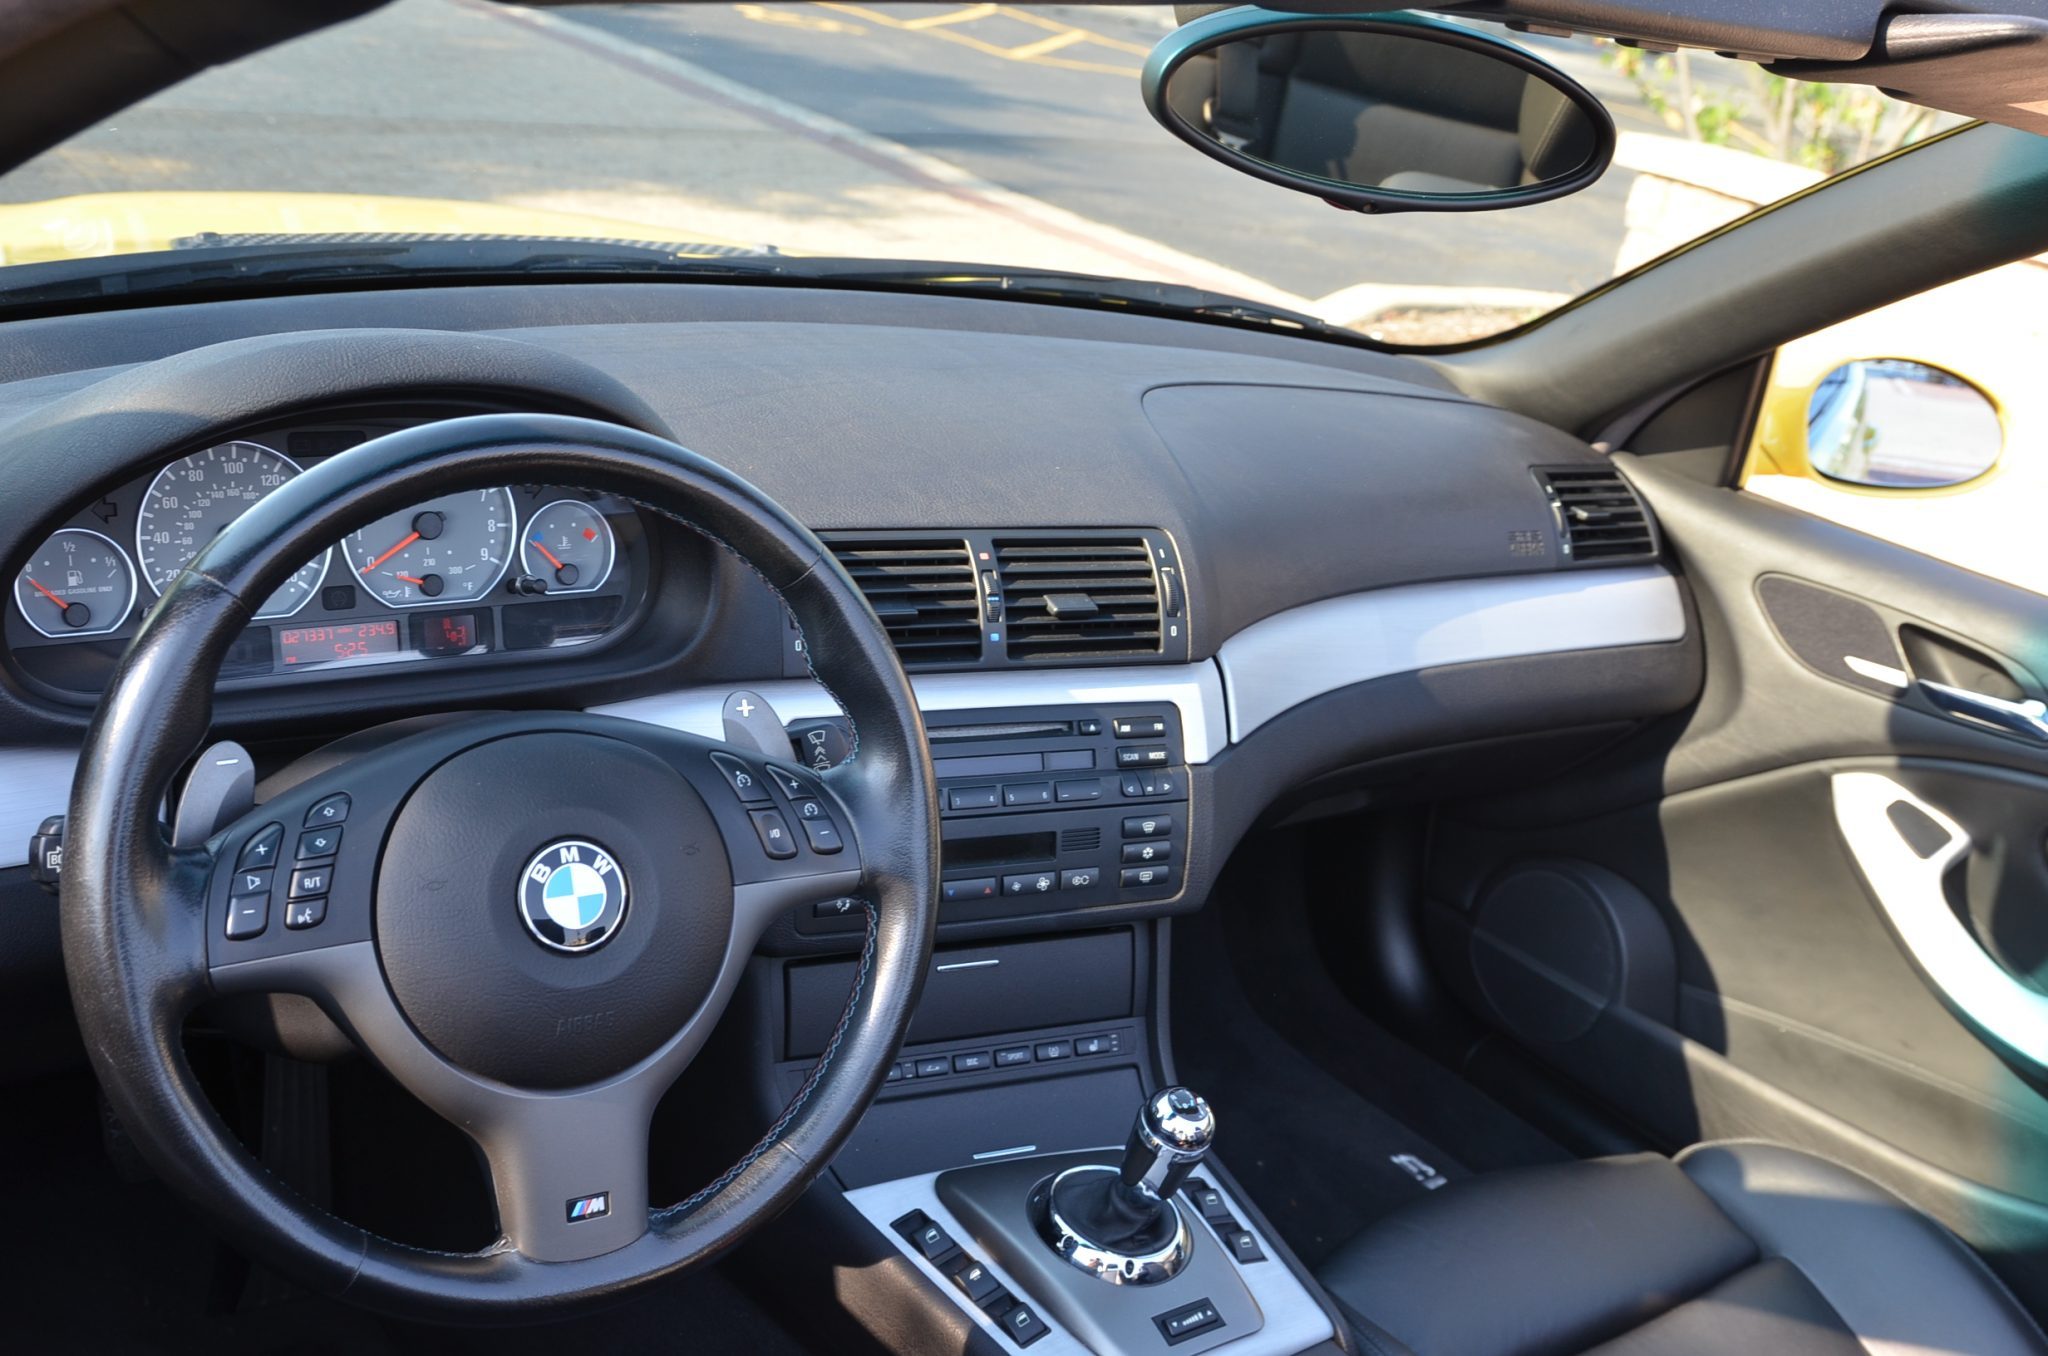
[997,1302,1048,1347]
[1186,1179,1235,1226]
[893,1210,960,1264]
[1223,1228,1266,1264]
[950,1256,1005,1306]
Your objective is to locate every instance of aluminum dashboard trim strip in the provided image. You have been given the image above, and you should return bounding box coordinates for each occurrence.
[591,663,1232,766]
[0,747,76,872]
[1215,564,1687,741]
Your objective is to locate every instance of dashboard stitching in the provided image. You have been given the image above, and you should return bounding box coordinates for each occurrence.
[657,897,879,1223]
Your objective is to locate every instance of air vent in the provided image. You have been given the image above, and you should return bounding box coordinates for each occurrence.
[1535,467,1658,564]
[824,536,983,666]
[997,537,1162,661]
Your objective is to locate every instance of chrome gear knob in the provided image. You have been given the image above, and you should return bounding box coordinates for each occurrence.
[1119,1086,1216,1205]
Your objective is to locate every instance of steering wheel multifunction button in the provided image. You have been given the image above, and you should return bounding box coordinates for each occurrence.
[518,838,629,953]
[226,890,270,940]
[283,897,327,930]
[709,752,772,804]
[751,808,799,859]
[303,793,351,827]
[236,823,285,871]
[296,826,342,860]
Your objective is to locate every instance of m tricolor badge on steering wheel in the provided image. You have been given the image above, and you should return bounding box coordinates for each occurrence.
[519,839,628,953]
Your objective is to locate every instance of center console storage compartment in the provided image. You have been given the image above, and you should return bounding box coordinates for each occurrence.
[831,1066,1143,1188]
[786,929,1136,1058]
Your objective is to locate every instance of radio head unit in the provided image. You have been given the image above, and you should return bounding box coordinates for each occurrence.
[796,703,1188,934]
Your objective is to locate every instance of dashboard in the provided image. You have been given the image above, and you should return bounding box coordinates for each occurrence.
[0,282,1700,970]
[5,407,652,698]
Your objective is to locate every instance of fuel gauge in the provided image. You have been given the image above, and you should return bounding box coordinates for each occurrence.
[14,528,138,637]
[519,500,615,594]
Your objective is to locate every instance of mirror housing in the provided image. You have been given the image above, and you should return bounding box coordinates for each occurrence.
[1758,357,2005,494]
[1142,7,1616,214]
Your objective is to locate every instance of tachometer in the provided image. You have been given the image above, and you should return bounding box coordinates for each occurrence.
[13,528,136,637]
[342,489,517,608]
[135,441,329,619]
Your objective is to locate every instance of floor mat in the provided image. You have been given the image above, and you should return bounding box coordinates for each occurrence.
[1170,828,1569,1266]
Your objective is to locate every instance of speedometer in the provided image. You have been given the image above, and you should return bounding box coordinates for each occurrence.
[135,441,329,619]
[342,488,517,608]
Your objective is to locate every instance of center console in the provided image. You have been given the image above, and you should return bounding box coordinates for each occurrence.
[742,698,1337,1353]
[841,1088,1335,1355]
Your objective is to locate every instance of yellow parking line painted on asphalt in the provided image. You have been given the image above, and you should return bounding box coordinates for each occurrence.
[1002,28,1089,60]
[899,4,997,30]
[813,1,1146,75]
[994,5,1150,55]
[733,3,870,34]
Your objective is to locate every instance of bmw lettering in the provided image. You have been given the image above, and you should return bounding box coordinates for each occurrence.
[519,839,628,952]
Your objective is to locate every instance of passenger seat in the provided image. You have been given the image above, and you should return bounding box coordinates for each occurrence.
[1317,1141,2048,1355]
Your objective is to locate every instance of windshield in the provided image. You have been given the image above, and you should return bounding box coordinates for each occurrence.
[0,2,1963,345]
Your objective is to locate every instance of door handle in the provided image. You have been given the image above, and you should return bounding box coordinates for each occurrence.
[1833,771,2048,1073]
[1918,679,2048,743]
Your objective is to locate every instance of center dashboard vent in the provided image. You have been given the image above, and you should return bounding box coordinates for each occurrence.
[996,537,1162,661]
[1535,466,1659,564]
[822,536,982,666]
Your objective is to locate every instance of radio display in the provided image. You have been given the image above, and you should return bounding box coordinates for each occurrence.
[941,831,1058,873]
[277,619,402,668]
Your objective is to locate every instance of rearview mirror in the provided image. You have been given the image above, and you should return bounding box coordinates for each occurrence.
[1806,359,2004,489]
[1143,8,1615,214]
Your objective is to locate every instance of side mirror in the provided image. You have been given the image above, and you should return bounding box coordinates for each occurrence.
[1142,7,1615,214]
[1799,359,2004,490]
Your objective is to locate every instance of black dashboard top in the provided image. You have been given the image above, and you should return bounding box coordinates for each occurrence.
[0,280,1615,743]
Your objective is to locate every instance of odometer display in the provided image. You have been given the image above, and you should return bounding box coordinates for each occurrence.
[277,618,402,668]
[136,441,328,619]
[342,489,517,609]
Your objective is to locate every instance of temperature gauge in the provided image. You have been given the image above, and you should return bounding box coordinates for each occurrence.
[519,500,615,594]
[13,528,137,638]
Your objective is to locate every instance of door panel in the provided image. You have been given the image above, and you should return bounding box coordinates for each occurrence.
[1423,453,2048,1307]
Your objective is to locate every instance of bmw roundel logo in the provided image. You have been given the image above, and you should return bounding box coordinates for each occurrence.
[519,840,628,953]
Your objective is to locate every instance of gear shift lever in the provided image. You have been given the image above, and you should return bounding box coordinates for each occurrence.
[1121,1086,1216,1205]
[1031,1086,1215,1284]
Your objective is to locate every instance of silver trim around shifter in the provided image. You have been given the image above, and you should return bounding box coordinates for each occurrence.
[846,1152,1333,1356]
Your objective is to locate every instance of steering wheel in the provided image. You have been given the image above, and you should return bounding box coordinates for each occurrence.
[59,412,940,1318]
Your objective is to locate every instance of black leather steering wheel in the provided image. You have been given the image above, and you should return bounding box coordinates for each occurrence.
[59,412,940,1318]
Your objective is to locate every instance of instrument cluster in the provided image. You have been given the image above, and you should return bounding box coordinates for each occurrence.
[6,413,648,696]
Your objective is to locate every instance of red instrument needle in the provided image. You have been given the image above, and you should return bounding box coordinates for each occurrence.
[530,539,566,570]
[361,531,420,573]
[25,577,65,608]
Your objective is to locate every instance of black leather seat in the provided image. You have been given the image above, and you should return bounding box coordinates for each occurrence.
[1317,1141,2048,1356]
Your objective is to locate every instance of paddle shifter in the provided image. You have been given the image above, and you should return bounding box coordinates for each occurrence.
[1030,1086,1215,1284]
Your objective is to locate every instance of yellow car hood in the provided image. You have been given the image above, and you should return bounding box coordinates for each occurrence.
[0,192,763,266]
